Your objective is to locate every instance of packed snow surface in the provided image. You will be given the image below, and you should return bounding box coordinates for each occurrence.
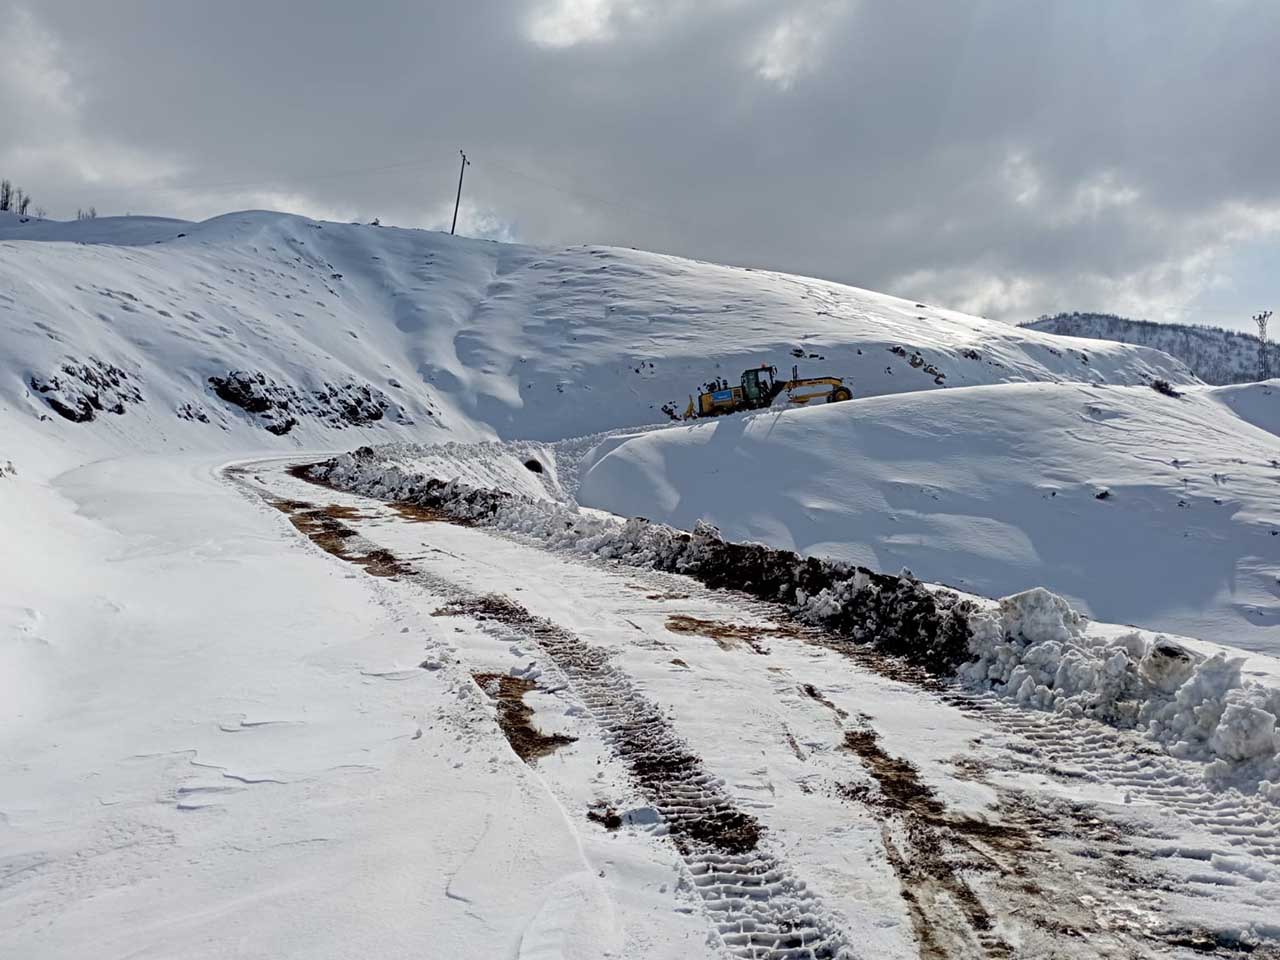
[578,380,1280,653]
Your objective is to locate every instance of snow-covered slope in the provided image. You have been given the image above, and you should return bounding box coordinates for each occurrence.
[8,209,1280,959]
[2,209,1196,477]
[1025,312,1273,385]
[578,380,1280,652]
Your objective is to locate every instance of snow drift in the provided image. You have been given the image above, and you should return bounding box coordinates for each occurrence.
[577,380,1280,653]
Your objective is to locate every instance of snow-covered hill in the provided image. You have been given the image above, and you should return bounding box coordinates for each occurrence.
[578,380,1280,651]
[2,209,1196,478]
[1025,312,1273,385]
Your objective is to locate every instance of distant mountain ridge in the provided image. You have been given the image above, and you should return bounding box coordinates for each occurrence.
[1023,312,1272,385]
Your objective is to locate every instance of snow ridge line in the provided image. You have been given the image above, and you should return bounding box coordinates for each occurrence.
[305,450,1280,798]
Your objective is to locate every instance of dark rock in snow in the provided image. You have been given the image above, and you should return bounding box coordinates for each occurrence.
[208,370,412,435]
[30,357,142,422]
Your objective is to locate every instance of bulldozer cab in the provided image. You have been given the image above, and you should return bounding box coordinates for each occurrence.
[740,365,777,406]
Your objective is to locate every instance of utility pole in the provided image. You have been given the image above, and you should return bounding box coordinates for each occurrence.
[451,149,470,236]
[1256,310,1273,381]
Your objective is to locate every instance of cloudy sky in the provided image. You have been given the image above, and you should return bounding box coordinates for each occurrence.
[2,1,1277,329]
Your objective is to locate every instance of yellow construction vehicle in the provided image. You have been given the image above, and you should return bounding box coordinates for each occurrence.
[684,364,852,419]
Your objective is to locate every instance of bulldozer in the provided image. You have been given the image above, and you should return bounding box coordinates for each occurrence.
[684,364,852,419]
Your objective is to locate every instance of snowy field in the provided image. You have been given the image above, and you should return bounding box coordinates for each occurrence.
[577,380,1280,653]
[4,210,1280,959]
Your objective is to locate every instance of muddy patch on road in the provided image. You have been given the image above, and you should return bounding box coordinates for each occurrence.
[269,499,412,577]
[664,614,796,654]
[840,727,1012,958]
[391,501,457,524]
[834,723,1225,958]
[472,672,576,762]
[437,594,768,857]
[433,594,533,624]
[801,683,849,719]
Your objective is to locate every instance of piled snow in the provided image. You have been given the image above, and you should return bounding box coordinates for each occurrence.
[577,380,1280,653]
[344,439,567,502]
[2,209,1197,459]
[311,450,1280,796]
[965,589,1280,795]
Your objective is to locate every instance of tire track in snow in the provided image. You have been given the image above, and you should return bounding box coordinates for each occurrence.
[948,693,1280,888]
[234,459,1280,958]
[233,466,856,960]
[439,594,854,960]
[616,561,1280,887]
[557,562,1280,956]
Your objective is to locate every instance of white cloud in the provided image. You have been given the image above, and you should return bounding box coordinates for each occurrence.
[423,199,519,243]
[749,2,849,90]
[527,0,659,48]
[1067,171,1140,223]
[1001,151,1041,208]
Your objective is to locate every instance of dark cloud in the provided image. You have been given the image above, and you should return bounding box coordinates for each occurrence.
[3,0,1278,326]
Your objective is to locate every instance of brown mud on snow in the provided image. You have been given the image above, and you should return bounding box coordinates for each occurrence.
[440,593,764,856]
[587,803,623,830]
[800,683,849,719]
[840,726,1020,958]
[664,614,797,654]
[835,724,1222,958]
[433,594,533,623]
[269,499,412,577]
[472,672,576,763]
[390,501,454,523]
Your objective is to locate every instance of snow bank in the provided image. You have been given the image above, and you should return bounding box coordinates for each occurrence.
[342,439,567,502]
[965,589,1280,793]
[578,380,1280,653]
[310,449,1280,797]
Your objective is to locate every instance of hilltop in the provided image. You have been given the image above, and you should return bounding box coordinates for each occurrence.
[1025,311,1272,385]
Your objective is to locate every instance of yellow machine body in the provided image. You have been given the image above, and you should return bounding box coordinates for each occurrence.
[684,364,851,419]
[775,376,846,407]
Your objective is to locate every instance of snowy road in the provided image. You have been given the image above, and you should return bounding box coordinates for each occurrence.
[5,450,1279,959]
[230,458,1280,958]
